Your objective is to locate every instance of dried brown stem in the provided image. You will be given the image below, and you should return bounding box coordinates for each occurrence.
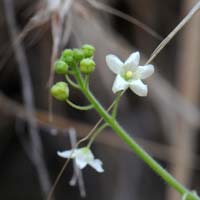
[3,0,53,199]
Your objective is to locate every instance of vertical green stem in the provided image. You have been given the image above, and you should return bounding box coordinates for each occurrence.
[112,91,123,118]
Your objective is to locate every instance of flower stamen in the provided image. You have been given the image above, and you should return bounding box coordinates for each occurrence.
[124,70,133,80]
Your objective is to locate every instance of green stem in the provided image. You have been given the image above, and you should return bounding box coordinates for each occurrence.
[67,70,75,75]
[112,91,123,118]
[87,123,108,148]
[84,75,90,88]
[65,75,80,90]
[66,99,93,111]
[75,69,199,200]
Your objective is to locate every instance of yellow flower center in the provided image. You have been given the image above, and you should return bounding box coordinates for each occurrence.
[124,70,133,80]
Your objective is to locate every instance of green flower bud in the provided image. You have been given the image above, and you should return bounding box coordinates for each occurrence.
[82,44,95,58]
[54,60,69,74]
[51,82,69,101]
[61,49,75,66]
[73,48,84,62]
[80,58,96,74]
[62,49,73,57]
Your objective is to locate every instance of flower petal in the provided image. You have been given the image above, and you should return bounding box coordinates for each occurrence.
[106,54,123,74]
[137,64,154,79]
[57,150,77,158]
[75,158,88,169]
[130,80,148,96]
[124,52,140,71]
[89,159,104,173]
[112,75,129,93]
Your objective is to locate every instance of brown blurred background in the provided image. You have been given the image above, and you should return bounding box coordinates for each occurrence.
[0,0,200,200]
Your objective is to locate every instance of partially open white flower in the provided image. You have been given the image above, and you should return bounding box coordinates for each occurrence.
[106,52,154,96]
[57,147,104,173]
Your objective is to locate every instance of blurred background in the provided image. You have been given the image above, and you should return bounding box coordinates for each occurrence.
[0,0,200,200]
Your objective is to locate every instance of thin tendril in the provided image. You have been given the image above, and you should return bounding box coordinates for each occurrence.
[145,1,200,65]
[87,123,108,147]
[47,158,71,200]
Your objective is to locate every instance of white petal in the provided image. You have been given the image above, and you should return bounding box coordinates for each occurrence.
[89,159,104,173]
[75,158,88,169]
[57,150,76,158]
[137,64,154,79]
[130,80,148,96]
[124,52,140,70]
[112,75,129,93]
[75,148,94,163]
[106,54,123,74]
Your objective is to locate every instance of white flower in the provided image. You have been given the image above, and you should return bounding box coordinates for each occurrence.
[57,147,104,173]
[106,51,154,96]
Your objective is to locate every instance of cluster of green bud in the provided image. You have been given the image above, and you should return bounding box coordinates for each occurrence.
[51,82,69,101]
[54,44,96,75]
[51,44,96,101]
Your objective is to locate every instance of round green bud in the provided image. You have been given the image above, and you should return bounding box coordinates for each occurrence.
[61,49,75,66]
[82,44,95,58]
[54,60,69,74]
[80,58,96,74]
[62,49,73,57]
[73,48,84,62]
[51,82,69,101]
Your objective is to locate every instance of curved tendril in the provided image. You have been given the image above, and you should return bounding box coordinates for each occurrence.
[65,75,80,89]
[66,99,94,111]
[87,123,108,148]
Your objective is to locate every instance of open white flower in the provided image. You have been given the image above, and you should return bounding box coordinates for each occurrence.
[57,147,104,173]
[106,52,154,96]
